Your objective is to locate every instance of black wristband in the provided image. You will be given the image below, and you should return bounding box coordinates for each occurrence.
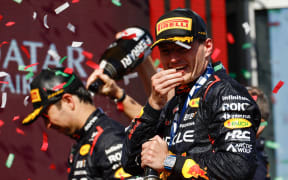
[114,90,126,103]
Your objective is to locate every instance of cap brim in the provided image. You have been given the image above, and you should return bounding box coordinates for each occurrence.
[151,36,194,49]
[22,106,45,125]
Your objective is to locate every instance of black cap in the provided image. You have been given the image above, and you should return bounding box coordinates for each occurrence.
[22,67,84,125]
[151,8,207,48]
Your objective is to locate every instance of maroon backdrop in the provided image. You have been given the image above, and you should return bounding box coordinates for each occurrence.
[0,0,150,179]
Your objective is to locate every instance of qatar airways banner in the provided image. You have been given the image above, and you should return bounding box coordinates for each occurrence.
[0,0,150,179]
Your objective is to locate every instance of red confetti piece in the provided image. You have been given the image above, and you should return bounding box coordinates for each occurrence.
[0,41,8,47]
[211,48,221,61]
[82,51,93,59]
[85,60,99,70]
[121,33,136,40]
[49,163,56,170]
[21,46,31,59]
[16,128,25,135]
[67,167,71,173]
[252,95,257,101]
[0,120,4,127]
[5,21,15,27]
[227,32,235,44]
[13,116,20,121]
[0,14,3,21]
[71,0,80,3]
[0,81,9,84]
[272,80,284,94]
[52,82,66,90]
[41,132,48,151]
[116,102,124,112]
[64,68,73,74]
[24,63,39,70]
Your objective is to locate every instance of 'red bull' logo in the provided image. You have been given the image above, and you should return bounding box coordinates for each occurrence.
[182,159,209,179]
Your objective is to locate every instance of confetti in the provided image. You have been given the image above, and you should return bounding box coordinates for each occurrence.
[227,32,235,44]
[59,56,67,64]
[55,70,69,77]
[50,163,56,170]
[48,49,60,61]
[13,0,22,4]
[72,41,83,47]
[63,75,75,88]
[175,41,191,49]
[72,0,80,3]
[67,23,76,33]
[54,2,70,14]
[82,51,93,59]
[32,12,37,20]
[85,60,99,70]
[53,82,66,90]
[0,14,3,21]
[123,72,138,85]
[211,48,221,61]
[116,102,124,111]
[21,45,31,59]
[272,80,284,94]
[0,41,9,47]
[6,153,15,168]
[5,21,15,27]
[0,81,9,84]
[13,116,20,121]
[25,71,34,80]
[112,0,122,6]
[43,14,49,29]
[0,71,9,78]
[41,132,48,152]
[229,72,237,78]
[24,96,29,106]
[1,92,7,108]
[16,128,25,135]
[242,43,252,49]
[0,120,4,127]
[265,140,279,149]
[241,69,251,79]
[154,59,160,67]
[268,22,280,26]
[242,22,250,35]
[252,95,257,101]
[64,68,73,74]
[24,63,39,70]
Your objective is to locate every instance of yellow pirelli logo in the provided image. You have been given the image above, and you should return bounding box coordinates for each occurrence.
[30,89,41,103]
[156,17,192,35]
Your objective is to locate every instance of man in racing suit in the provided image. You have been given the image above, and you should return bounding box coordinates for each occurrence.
[121,8,261,180]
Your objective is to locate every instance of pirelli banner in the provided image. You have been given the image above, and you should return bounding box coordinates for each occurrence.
[0,1,150,180]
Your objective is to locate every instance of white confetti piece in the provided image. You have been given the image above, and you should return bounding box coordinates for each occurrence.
[175,41,191,49]
[48,49,60,61]
[24,96,30,107]
[72,41,83,47]
[33,11,37,20]
[67,22,76,33]
[43,14,49,29]
[55,2,70,15]
[242,22,251,35]
[123,72,138,85]
[0,72,9,78]
[1,92,7,109]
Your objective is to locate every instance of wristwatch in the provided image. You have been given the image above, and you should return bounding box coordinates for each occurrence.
[163,155,176,171]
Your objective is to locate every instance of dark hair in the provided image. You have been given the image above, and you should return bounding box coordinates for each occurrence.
[247,86,270,121]
[70,86,93,105]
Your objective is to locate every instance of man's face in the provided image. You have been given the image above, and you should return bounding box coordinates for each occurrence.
[158,39,211,84]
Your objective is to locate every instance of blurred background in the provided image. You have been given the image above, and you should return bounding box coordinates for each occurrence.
[0,0,287,179]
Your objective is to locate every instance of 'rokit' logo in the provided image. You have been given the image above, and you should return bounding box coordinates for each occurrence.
[224,118,252,129]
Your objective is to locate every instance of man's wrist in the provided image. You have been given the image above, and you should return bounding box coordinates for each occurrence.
[114,89,126,103]
[163,155,176,171]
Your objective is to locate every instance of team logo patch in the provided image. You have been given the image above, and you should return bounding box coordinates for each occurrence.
[189,98,200,108]
[182,159,209,179]
[156,17,192,35]
[30,89,41,103]
[79,144,90,156]
[114,167,132,178]
[224,118,252,129]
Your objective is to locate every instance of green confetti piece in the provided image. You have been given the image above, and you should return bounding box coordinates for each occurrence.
[154,59,160,67]
[6,153,15,168]
[265,140,280,149]
[260,121,268,127]
[18,65,33,72]
[229,72,237,79]
[25,71,34,80]
[63,75,75,88]
[13,0,22,4]
[59,56,67,64]
[241,69,251,79]
[213,64,223,72]
[55,70,69,77]
[111,0,121,6]
[242,43,252,49]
